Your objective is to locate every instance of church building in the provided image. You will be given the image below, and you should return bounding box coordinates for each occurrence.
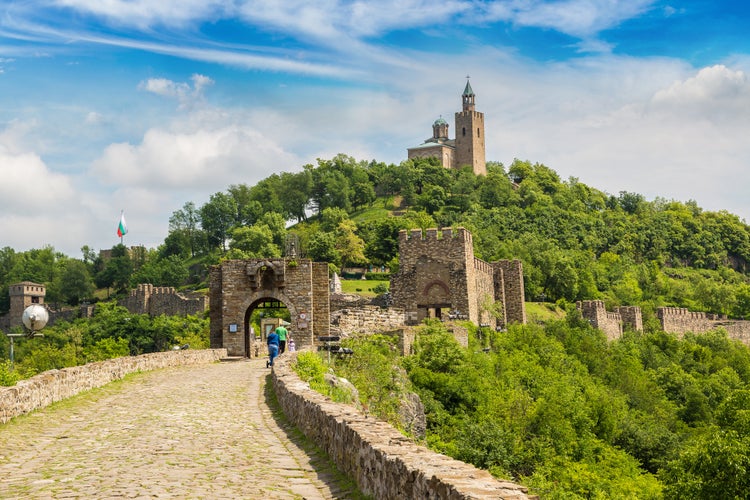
[407,80,487,176]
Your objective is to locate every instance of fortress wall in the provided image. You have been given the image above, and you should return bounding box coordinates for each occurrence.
[331,306,405,336]
[473,258,497,328]
[0,349,227,424]
[657,307,716,335]
[616,306,643,332]
[119,284,207,317]
[493,260,526,326]
[657,307,750,345]
[578,300,623,341]
[272,353,532,500]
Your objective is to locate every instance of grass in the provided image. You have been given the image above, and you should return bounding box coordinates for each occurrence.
[526,301,566,324]
[340,279,388,297]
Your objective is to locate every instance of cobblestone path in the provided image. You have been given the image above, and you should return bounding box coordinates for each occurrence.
[0,359,361,499]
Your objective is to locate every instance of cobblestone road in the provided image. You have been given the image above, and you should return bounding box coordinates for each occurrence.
[0,359,360,499]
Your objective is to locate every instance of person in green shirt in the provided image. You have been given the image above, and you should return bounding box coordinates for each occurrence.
[275,325,288,354]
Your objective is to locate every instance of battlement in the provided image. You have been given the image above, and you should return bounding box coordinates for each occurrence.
[577,300,644,341]
[398,226,471,245]
[120,283,207,317]
[9,282,45,297]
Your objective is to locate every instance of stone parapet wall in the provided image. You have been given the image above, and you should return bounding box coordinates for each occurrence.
[119,283,207,318]
[0,349,227,424]
[657,307,750,346]
[331,306,405,335]
[272,353,532,499]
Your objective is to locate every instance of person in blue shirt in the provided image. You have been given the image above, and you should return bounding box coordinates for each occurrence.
[266,330,280,368]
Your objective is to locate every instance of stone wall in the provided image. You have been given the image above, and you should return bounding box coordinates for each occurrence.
[271,353,532,499]
[119,283,207,318]
[0,349,227,424]
[657,307,750,345]
[391,228,526,332]
[493,260,526,328]
[330,306,405,336]
[577,301,643,341]
[209,258,330,357]
[577,300,623,341]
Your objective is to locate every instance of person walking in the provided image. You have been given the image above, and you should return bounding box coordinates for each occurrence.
[266,329,280,368]
[288,337,296,352]
[276,324,288,354]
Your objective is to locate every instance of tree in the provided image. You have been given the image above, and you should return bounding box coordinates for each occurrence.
[168,201,205,257]
[58,260,95,305]
[95,244,133,293]
[200,192,238,251]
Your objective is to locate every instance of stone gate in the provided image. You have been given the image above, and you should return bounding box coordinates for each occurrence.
[209,258,330,357]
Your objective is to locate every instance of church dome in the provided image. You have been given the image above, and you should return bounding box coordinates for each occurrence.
[433,117,447,126]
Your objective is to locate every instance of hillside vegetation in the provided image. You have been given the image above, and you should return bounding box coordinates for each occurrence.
[3,154,750,497]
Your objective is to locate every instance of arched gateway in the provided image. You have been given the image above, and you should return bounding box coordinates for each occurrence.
[209,258,330,357]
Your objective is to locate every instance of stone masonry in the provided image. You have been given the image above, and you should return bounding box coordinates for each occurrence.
[0,348,227,423]
[577,301,643,341]
[272,352,532,499]
[119,283,207,317]
[390,227,526,331]
[209,258,330,357]
[657,307,750,345]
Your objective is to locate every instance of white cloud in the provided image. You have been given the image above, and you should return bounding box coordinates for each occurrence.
[90,119,298,192]
[138,74,214,109]
[484,0,656,38]
[54,0,229,29]
[0,148,76,210]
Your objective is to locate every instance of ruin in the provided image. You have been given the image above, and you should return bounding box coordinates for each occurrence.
[208,258,330,357]
[390,227,526,330]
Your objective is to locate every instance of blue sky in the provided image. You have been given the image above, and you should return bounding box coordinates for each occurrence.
[2,0,750,256]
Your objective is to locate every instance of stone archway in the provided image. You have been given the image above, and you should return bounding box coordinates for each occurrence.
[209,258,330,357]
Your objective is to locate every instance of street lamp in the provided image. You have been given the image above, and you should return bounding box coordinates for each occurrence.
[6,304,48,365]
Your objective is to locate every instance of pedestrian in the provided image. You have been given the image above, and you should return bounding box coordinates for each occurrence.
[266,329,280,368]
[288,337,296,352]
[276,324,288,354]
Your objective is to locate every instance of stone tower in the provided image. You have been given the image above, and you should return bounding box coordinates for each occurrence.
[454,79,486,176]
[8,282,45,329]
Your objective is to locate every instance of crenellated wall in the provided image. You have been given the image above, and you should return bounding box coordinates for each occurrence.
[272,352,532,499]
[0,349,227,424]
[119,283,208,318]
[657,307,750,345]
[390,227,525,331]
[577,301,643,341]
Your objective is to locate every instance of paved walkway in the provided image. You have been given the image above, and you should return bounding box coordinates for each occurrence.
[0,359,361,499]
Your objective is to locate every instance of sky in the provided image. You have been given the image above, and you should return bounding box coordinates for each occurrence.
[2,0,750,257]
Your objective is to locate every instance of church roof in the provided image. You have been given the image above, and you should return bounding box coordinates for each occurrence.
[463,80,474,96]
[433,117,448,126]
[408,138,455,150]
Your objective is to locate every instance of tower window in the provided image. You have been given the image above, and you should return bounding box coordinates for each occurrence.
[477,128,480,137]
[462,127,466,136]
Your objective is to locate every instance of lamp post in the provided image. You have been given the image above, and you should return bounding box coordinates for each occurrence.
[6,304,48,365]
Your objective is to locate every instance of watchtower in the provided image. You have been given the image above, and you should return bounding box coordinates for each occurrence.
[8,282,45,329]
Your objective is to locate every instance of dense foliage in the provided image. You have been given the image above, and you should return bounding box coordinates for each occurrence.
[0,303,208,386]
[4,154,750,322]
[4,153,750,496]
[326,319,750,499]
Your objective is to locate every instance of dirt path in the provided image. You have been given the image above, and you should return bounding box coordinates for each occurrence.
[0,359,361,499]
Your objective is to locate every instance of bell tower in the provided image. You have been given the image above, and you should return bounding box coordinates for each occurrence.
[454,78,486,175]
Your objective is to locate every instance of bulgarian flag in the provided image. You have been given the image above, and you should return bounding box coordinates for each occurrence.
[117,211,128,238]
